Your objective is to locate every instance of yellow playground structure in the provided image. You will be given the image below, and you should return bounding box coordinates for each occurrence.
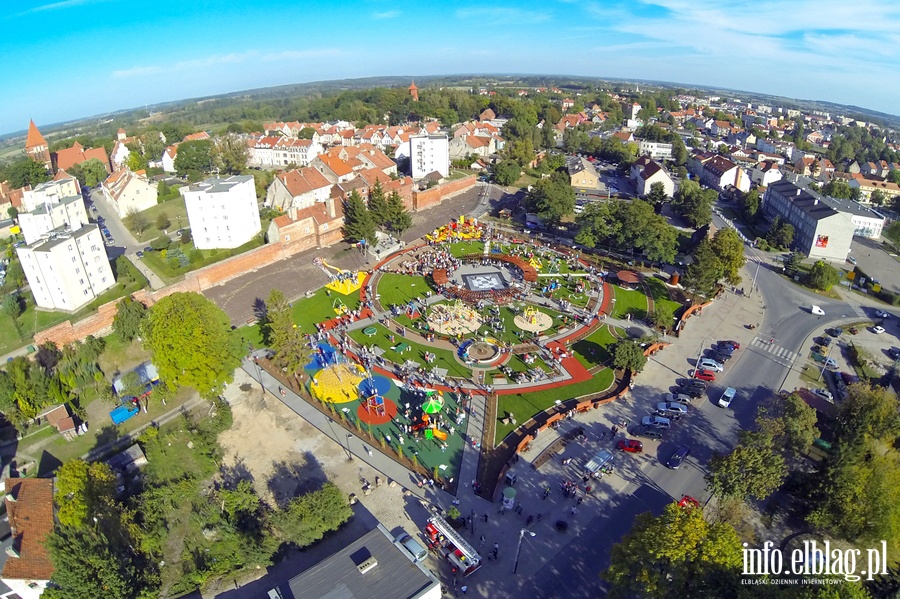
[314,257,366,295]
[426,216,483,243]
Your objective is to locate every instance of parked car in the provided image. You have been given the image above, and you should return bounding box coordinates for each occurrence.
[395,533,427,563]
[718,387,737,408]
[813,388,833,400]
[811,305,825,316]
[819,336,831,347]
[641,415,672,429]
[692,369,716,382]
[873,326,886,334]
[827,328,843,337]
[716,343,736,355]
[656,402,688,417]
[697,358,723,372]
[676,386,704,399]
[719,340,740,350]
[616,439,644,453]
[708,350,732,363]
[634,426,664,440]
[665,393,693,405]
[682,379,708,391]
[136,251,144,258]
[847,256,857,265]
[875,310,891,319]
[665,446,691,469]
[143,246,153,253]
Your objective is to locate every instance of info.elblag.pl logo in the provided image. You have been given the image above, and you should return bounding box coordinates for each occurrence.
[742,541,889,583]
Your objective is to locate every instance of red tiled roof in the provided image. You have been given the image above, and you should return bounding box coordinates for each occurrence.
[183,131,210,142]
[278,167,332,198]
[54,143,111,172]
[2,478,55,582]
[316,155,353,177]
[25,120,47,148]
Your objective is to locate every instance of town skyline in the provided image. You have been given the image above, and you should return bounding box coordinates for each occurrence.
[3,0,899,135]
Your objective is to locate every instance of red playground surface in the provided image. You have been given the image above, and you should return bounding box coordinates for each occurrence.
[357,396,399,425]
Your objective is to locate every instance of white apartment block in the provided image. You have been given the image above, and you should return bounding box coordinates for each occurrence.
[637,140,673,161]
[181,175,261,250]
[102,169,158,218]
[407,134,449,180]
[18,177,89,245]
[17,224,115,311]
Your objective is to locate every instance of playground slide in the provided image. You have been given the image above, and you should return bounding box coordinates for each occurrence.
[431,428,448,441]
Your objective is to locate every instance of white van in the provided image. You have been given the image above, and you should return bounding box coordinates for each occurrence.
[811,305,825,316]
[396,533,427,563]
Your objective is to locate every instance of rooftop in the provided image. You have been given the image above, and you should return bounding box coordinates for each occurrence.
[287,525,439,599]
[1,478,55,582]
[186,175,254,195]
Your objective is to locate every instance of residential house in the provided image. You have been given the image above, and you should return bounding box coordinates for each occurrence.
[181,175,261,250]
[24,120,52,169]
[162,145,178,173]
[847,173,900,204]
[637,140,673,161]
[630,156,675,198]
[249,137,323,168]
[40,404,78,440]
[709,120,736,137]
[399,134,450,180]
[18,177,88,245]
[53,141,111,174]
[479,108,496,121]
[0,180,26,218]
[312,154,356,184]
[266,199,344,254]
[101,169,158,218]
[611,131,635,143]
[701,155,750,192]
[567,156,600,190]
[561,98,574,111]
[17,222,115,311]
[265,167,333,211]
[0,478,55,599]
[750,161,783,187]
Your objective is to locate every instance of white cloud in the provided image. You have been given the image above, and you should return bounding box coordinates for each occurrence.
[16,0,108,16]
[112,48,345,78]
[112,65,163,78]
[455,7,552,24]
[261,48,345,61]
[373,10,400,19]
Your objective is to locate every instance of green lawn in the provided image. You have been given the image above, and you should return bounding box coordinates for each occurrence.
[447,240,485,257]
[645,277,682,315]
[571,325,620,368]
[610,286,649,320]
[347,323,471,379]
[141,235,266,281]
[495,368,616,443]
[291,287,362,334]
[127,197,189,243]
[375,273,432,307]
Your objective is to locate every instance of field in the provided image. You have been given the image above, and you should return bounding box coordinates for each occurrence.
[610,286,649,320]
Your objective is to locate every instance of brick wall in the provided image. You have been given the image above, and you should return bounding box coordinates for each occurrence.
[195,244,283,289]
[412,175,476,210]
[34,300,118,347]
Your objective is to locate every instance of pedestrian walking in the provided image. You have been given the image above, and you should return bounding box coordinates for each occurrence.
[483,513,488,523]
[480,535,485,547]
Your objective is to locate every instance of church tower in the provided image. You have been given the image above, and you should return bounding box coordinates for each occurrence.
[25,120,51,169]
[409,80,419,102]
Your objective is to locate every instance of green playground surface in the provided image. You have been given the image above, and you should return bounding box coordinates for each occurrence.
[375,273,432,307]
[610,286,650,320]
[494,368,616,443]
[447,240,485,257]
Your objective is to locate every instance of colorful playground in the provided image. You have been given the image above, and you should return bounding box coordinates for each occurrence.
[251,218,662,492]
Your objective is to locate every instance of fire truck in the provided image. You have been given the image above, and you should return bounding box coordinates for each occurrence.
[424,515,482,577]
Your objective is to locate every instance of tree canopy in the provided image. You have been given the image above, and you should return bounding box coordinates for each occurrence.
[264,289,308,375]
[342,190,377,245]
[142,292,245,396]
[0,157,50,188]
[493,159,521,186]
[611,339,648,373]
[112,297,148,342]
[705,430,786,501]
[710,228,745,285]
[807,260,840,291]
[673,180,716,228]
[174,139,214,179]
[523,174,575,227]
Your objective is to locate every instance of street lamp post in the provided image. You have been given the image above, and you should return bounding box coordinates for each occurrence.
[693,337,714,378]
[513,528,536,574]
[749,256,762,297]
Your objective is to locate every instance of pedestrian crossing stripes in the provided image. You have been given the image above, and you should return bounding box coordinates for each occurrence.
[749,337,799,363]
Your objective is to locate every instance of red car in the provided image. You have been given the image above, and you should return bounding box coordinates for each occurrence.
[693,369,716,382]
[678,495,701,509]
[616,439,644,453]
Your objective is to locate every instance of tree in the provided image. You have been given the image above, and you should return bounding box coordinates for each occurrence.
[705,430,785,501]
[2,294,24,340]
[738,188,760,220]
[766,216,794,249]
[611,339,648,373]
[342,190,377,245]
[385,190,412,237]
[870,189,887,206]
[672,180,715,228]
[885,220,900,246]
[807,260,840,291]
[54,460,118,529]
[174,139,214,178]
[1,157,50,188]
[124,150,148,173]
[219,479,261,523]
[523,175,575,227]
[45,525,150,599]
[213,133,249,175]
[67,158,109,188]
[683,238,723,295]
[366,180,389,229]
[154,212,171,231]
[265,289,309,375]
[493,159,521,186]
[756,392,819,456]
[112,297,148,342]
[142,292,245,396]
[124,207,150,237]
[889,170,900,185]
[271,482,352,548]
[648,303,675,332]
[710,228,745,285]
[574,202,616,248]
[833,383,900,447]
[603,502,743,599]
[822,179,852,200]
[7,206,17,220]
[646,181,667,206]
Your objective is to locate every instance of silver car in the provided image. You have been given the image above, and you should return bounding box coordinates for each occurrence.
[665,393,693,405]
[698,358,723,372]
[656,402,688,417]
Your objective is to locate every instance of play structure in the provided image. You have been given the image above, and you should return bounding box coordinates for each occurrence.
[514,305,553,333]
[426,216,483,243]
[426,300,483,336]
[313,257,365,295]
[309,359,366,404]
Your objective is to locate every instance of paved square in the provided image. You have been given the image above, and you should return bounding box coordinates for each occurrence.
[463,271,507,292]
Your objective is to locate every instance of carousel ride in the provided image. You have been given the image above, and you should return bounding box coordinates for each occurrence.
[426,300,484,336]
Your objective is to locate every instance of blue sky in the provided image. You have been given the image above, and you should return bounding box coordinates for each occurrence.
[3,0,900,135]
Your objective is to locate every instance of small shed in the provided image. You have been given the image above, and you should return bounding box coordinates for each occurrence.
[105,443,148,474]
[39,404,79,441]
[112,362,160,396]
[616,270,640,289]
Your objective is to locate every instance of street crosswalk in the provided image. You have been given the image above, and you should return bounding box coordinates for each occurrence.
[749,336,799,364]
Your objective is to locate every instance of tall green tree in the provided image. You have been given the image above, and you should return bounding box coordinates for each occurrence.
[710,228,745,285]
[67,158,109,187]
[603,502,743,599]
[154,212,171,231]
[766,216,794,249]
[523,175,575,227]
[142,292,245,396]
[342,190,377,245]
[2,294,24,340]
[807,260,840,291]
[705,430,786,501]
[265,289,309,375]
[213,133,249,175]
[271,482,352,548]
[738,188,760,220]
[611,339,648,373]
[112,297,148,342]
[646,181,667,206]
[385,190,412,237]
[673,180,715,228]
[124,208,150,238]
[1,157,50,188]
[174,139,214,179]
[683,238,723,295]
[756,392,819,456]
[493,159,521,186]
[54,460,119,529]
[366,180,389,229]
